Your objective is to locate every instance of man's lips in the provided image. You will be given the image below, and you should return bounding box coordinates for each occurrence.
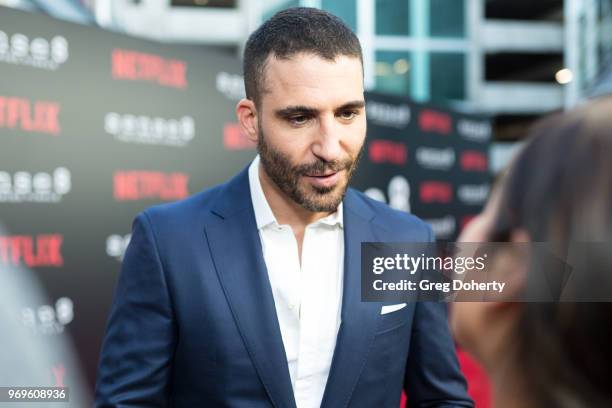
[306,171,337,177]
[303,171,341,188]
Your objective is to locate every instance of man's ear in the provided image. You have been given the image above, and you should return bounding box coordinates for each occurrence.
[236,98,259,144]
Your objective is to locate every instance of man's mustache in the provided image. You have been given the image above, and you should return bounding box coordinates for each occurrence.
[296,159,353,176]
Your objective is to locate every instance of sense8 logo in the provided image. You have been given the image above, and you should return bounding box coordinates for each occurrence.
[0,31,69,70]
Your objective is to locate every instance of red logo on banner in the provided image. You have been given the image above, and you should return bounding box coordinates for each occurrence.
[368,140,408,165]
[113,171,189,201]
[223,123,256,150]
[112,49,187,89]
[420,181,453,204]
[0,96,60,135]
[419,109,452,135]
[0,234,64,267]
[460,151,488,172]
[223,123,255,150]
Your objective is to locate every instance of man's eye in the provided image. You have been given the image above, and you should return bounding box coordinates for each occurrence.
[289,115,309,125]
[339,111,357,120]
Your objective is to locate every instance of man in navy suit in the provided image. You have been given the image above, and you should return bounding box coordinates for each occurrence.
[95,7,472,408]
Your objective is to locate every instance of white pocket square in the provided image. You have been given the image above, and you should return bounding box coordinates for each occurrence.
[380,303,407,315]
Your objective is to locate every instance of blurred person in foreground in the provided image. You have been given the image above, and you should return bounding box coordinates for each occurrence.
[95,7,471,408]
[453,96,612,408]
[0,224,90,407]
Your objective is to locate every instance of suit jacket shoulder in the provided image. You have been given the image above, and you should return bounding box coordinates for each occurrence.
[346,188,434,242]
[137,164,253,238]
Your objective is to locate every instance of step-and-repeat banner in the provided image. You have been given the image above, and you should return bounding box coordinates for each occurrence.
[355,92,491,241]
[0,5,491,404]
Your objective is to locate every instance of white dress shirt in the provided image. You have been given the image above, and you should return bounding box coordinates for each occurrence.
[248,155,344,408]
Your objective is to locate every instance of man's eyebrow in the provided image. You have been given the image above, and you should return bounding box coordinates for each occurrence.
[335,100,366,111]
[275,101,366,118]
[275,106,319,118]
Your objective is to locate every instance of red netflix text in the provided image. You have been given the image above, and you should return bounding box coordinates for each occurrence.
[368,140,408,166]
[419,109,452,135]
[223,123,255,150]
[420,181,453,204]
[114,171,189,201]
[0,234,64,267]
[460,150,488,172]
[0,96,60,135]
[112,49,187,89]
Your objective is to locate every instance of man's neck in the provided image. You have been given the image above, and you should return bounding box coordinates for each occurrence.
[258,164,333,230]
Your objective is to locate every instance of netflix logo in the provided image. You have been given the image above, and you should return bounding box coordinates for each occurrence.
[419,181,453,204]
[114,171,189,201]
[112,49,187,89]
[0,96,60,135]
[0,234,64,268]
[368,140,408,166]
[418,109,452,135]
[460,150,488,172]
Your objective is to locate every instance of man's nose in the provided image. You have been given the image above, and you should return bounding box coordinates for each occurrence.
[312,115,343,163]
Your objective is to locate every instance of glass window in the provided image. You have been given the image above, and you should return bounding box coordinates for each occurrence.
[171,0,236,7]
[376,0,411,36]
[430,0,466,37]
[322,0,357,31]
[375,51,412,96]
[262,0,300,22]
[430,52,466,101]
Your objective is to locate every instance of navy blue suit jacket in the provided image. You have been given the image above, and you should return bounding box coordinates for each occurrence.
[95,165,473,407]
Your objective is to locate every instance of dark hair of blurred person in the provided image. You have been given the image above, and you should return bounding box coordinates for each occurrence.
[452,96,612,408]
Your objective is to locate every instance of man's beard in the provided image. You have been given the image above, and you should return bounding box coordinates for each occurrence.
[257,126,364,213]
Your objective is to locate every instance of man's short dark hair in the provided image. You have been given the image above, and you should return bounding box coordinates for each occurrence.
[243,7,363,107]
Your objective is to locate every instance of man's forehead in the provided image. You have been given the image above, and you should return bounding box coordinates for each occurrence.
[263,52,362,79]
[260,52,364,109]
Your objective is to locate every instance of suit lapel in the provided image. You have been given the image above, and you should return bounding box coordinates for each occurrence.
[204,166,297,408]
[320,189,384,408]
